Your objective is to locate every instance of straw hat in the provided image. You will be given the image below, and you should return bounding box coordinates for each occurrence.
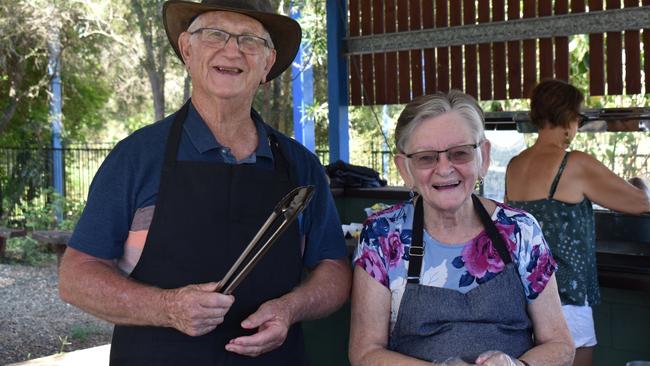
[163,0,302,81]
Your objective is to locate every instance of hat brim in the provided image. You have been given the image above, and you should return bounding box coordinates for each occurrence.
[163,0,302,81]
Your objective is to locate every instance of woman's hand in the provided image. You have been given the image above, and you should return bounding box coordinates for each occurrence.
[475,350,525,366]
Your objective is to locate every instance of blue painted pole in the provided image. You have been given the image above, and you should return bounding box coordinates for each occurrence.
[326,0,349,163]
[290,8,315,153]
[48,26,64,222]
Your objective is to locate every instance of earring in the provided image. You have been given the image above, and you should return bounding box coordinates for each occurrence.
[409,187,416,199]
[475,176,484,192]
[564,129,572,145]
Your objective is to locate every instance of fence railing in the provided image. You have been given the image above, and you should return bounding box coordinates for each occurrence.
[3,144,645,217]
[0,145,113,220]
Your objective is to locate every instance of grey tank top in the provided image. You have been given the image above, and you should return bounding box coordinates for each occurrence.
[506,152,599,306]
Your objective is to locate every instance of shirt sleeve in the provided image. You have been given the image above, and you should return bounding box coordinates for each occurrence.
[352,216,391,288]
[67,140,136,259]
[289,143,348,268]
[512,211,558,302]
[68,126,166,259]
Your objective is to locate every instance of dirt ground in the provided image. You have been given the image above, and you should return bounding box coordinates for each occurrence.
[0,262,112,365]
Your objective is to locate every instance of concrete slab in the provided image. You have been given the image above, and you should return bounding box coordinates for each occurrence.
[7,344,110,366]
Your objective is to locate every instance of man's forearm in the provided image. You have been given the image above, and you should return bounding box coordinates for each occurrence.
[282,258,352,325]
[58,248,170,327]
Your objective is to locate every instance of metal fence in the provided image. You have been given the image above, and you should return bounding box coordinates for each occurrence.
[0,145,113,219]
[0,145,402,217]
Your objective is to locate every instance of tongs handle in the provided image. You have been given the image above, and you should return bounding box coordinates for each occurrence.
[218,185,315,295]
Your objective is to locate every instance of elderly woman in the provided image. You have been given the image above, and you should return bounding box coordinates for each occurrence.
[349,90,575,366]
[505,79,650,366]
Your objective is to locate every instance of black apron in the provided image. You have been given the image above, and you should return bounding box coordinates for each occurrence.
[389,195,534,363]
[110,102,306,365]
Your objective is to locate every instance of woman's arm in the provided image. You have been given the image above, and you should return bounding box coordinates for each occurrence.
[516,275,575,366]
[349,267,446,366]
[574,151,650,214]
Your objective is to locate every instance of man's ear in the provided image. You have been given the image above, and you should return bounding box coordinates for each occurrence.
[260,49,277,84]
[178,32,192,65]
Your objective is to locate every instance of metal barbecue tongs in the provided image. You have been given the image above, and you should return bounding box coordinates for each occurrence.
[218,185,315,295]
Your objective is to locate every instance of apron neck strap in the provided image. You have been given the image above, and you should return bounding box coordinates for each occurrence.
[471,194,512,265]
[407,194,511,284]
[157,100,191,198]
[407,197,424,284]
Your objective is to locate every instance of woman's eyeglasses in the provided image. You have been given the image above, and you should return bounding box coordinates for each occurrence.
[190,28,272,55]
[405,142,482,170]
[578,113,590,128]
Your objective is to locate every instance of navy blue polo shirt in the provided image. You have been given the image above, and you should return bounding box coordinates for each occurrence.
[68,102,347,268]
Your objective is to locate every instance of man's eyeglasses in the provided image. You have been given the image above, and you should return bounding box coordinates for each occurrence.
[405,142,482,170]
[190,28,272,55]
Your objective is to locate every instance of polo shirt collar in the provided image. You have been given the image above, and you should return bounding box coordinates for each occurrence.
[184,102,273,160]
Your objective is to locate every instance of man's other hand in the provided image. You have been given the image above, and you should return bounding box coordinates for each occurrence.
[225,297,292,357]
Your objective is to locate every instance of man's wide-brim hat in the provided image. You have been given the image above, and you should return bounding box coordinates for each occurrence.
[163,0,302,81]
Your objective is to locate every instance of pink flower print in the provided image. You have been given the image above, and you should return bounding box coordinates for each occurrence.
[380,231,404,268]
[527,249,556,294]
[461,232,506,278]
[364,202,405,224]
[355,248,389,286]
[495,223,517,252]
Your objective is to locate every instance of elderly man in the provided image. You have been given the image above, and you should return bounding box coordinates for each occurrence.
[58,1,351,364]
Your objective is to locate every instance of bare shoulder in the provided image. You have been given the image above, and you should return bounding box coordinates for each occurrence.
[567,150,598,165]
[478,196,498,215]
[566,150,611,178]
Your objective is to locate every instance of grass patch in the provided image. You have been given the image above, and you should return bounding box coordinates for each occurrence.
[68,323,104,343]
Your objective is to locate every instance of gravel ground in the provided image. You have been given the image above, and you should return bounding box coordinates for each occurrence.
[0,262,113,365]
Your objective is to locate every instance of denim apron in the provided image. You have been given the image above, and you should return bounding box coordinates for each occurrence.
[389,195,533,363]
[110,101,305,365]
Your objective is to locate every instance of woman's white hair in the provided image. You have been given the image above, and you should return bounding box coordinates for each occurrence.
[394,90,486,154]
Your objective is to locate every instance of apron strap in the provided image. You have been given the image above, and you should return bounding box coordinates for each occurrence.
[267,132,294,185]
[158,100,191,198]
[407,196,424,284]
[408,194,511,284]
[471,194,512,265]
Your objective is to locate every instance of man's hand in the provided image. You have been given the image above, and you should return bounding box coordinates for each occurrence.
[475,351,524,366]
[225,297,292,357]
[163,282,234,337]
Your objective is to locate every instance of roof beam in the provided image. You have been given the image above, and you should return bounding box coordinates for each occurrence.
[346,7,650,55]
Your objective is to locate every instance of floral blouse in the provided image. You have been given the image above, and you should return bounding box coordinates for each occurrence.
[353,199,557,329]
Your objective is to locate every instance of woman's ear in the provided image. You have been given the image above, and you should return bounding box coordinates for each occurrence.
[395,154,414,188]
[479,139,491,178]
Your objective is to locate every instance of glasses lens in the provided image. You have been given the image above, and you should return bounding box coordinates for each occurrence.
[579,114,589,127]
[201,29,229,47]
[447,145,476,164]
[238,35,266,54]
[410,151,439,169]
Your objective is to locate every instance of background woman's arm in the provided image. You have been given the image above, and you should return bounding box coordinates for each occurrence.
[574,151,650,213]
